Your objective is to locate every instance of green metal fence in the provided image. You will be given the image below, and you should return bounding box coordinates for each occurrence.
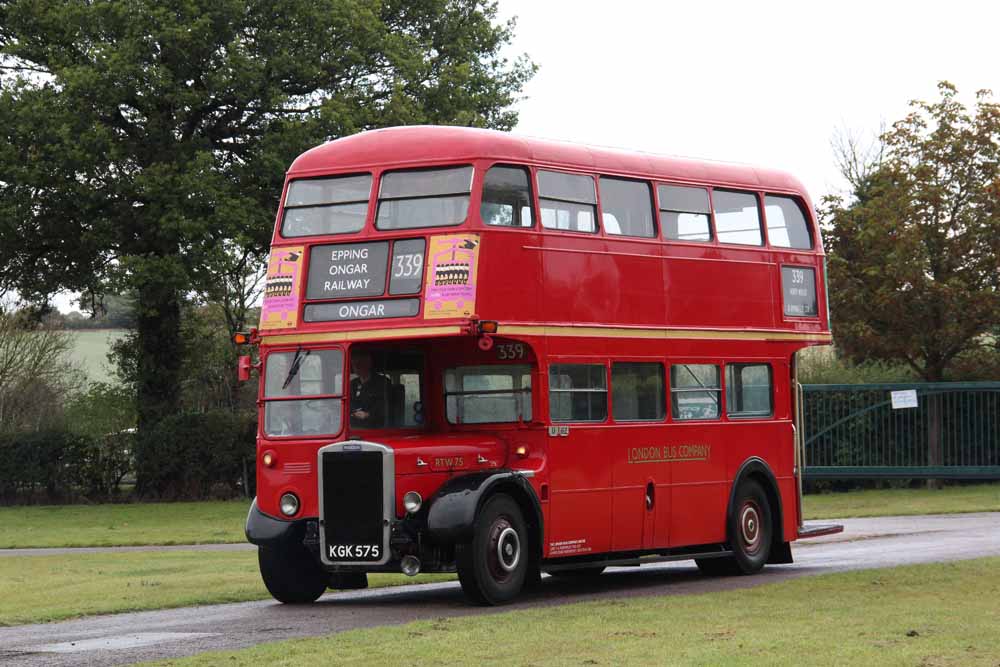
[802,382,1000,480]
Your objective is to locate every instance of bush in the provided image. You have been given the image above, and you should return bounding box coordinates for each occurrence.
[0,430,95,504]
[134,409,256,500]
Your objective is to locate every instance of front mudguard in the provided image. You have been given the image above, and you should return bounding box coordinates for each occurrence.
[245,498,307,547]
[425,470,542,545]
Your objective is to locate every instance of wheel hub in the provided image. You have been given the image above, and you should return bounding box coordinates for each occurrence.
[739,502,762,555]
[497,527,521,572]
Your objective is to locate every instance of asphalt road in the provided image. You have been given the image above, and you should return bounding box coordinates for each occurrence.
[1,512,997,666]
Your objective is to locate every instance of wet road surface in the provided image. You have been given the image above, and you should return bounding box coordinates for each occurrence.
[1,512,997,666]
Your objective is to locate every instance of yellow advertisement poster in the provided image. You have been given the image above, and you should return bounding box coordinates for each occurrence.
[259,246,304,330]
[423,233,481,320]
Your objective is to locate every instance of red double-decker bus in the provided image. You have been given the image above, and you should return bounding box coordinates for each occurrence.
[240,126,842,606]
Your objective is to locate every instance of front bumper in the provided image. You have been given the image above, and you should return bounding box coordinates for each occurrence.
[245,498,453,573]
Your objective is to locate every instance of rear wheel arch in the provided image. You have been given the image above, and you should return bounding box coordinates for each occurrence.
[728,457,784,546]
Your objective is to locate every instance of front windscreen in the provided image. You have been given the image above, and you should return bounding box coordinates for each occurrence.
[445,364,533,424]
[282,174,372,237]
[263,349,344,437]
[375,166,473,230]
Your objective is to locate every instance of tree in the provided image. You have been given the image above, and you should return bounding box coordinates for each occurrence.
[0,0,534,431]
[823,82,1000,382]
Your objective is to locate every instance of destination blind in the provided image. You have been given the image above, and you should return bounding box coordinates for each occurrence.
[306,242,389,300]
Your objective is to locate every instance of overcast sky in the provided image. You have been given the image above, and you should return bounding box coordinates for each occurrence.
[44,0,1000,313]
[498,0,1000,202]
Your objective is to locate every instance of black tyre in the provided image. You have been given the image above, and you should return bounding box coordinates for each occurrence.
[455,493,529,605]
[258,544,328,604]
[550,566,606,579]
[696,479,773,576]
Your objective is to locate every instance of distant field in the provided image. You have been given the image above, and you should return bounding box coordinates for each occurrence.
[65,328,127,384]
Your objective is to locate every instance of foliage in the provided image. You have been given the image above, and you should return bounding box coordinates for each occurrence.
[797,346,917,385]
[134,409,256,499]
[823,82,1000,381]
[0,0,535,432]
[111,302,258,411]
[0,311,82,432]
[64,382,137,497]
[0,429,94,503]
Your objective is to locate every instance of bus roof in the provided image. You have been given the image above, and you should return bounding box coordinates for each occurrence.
[289,125,808,195]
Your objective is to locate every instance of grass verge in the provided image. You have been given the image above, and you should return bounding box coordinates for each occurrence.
[0,500,249,548]
[152,557,1000,666]
[803,483,1000,520]
[2,484,998,550]
[0,550,453,626]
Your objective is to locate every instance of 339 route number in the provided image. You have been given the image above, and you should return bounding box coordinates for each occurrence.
[496,343,525,360]
[328,544,380,560]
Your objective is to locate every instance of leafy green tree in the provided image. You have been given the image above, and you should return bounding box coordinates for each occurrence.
[823,82,1000,382]
[0,0,534,432]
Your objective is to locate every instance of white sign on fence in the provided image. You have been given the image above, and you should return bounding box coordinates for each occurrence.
[890,389,919,410]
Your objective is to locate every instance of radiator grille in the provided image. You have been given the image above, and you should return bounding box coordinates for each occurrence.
[321,450,385,562]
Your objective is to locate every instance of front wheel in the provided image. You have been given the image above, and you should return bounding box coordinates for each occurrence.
[456,493,529,605]
[258,544,328,604]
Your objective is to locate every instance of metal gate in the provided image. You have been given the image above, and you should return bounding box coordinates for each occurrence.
[801,382,1000,480]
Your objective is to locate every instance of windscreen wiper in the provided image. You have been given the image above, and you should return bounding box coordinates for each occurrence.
[281,347,310,390]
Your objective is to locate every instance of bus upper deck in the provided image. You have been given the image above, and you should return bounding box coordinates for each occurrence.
[258,126,831,347]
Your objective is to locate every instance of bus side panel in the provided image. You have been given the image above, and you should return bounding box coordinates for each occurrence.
[475,226,543,323]
[668,423,727,547]
[664,250,775,329]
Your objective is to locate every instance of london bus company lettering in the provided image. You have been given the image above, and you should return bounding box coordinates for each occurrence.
[243,126,841,608]
[627,444,712,464]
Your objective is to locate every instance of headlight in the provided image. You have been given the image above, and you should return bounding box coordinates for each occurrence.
[403,491,422,514]
[279,492,300,517]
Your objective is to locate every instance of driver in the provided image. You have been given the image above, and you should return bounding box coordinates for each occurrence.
[349,350,390,428]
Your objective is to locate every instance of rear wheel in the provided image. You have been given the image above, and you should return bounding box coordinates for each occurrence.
[696,479,773,576]
[258,544,328,604]
[456,493,528,605]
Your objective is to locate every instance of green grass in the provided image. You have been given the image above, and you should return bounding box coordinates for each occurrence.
[67,328,126,384]
[0,550,453,626]
[152,557,1000,666]
[4,484,998,550]
[803,483,1000,520]
[0,501,249,548]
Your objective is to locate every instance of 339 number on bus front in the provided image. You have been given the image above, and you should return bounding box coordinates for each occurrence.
[497,343,525,360]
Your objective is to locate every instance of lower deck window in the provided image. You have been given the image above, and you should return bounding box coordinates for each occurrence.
[445,365,532,424]
[549,364,607,422]
[670,364,720,420]
[726,363,773,417]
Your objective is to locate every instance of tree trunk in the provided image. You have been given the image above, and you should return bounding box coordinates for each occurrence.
[135,281,183,432]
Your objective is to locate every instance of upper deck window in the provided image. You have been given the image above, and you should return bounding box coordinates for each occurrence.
[281,174,372,237]
[600,177,655,238]
[481,165,534,227]
[538,170,597,233]
[376,165,473,230]
[659,185,712,242]
[764,195,813,249]
[713,190,763,246]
